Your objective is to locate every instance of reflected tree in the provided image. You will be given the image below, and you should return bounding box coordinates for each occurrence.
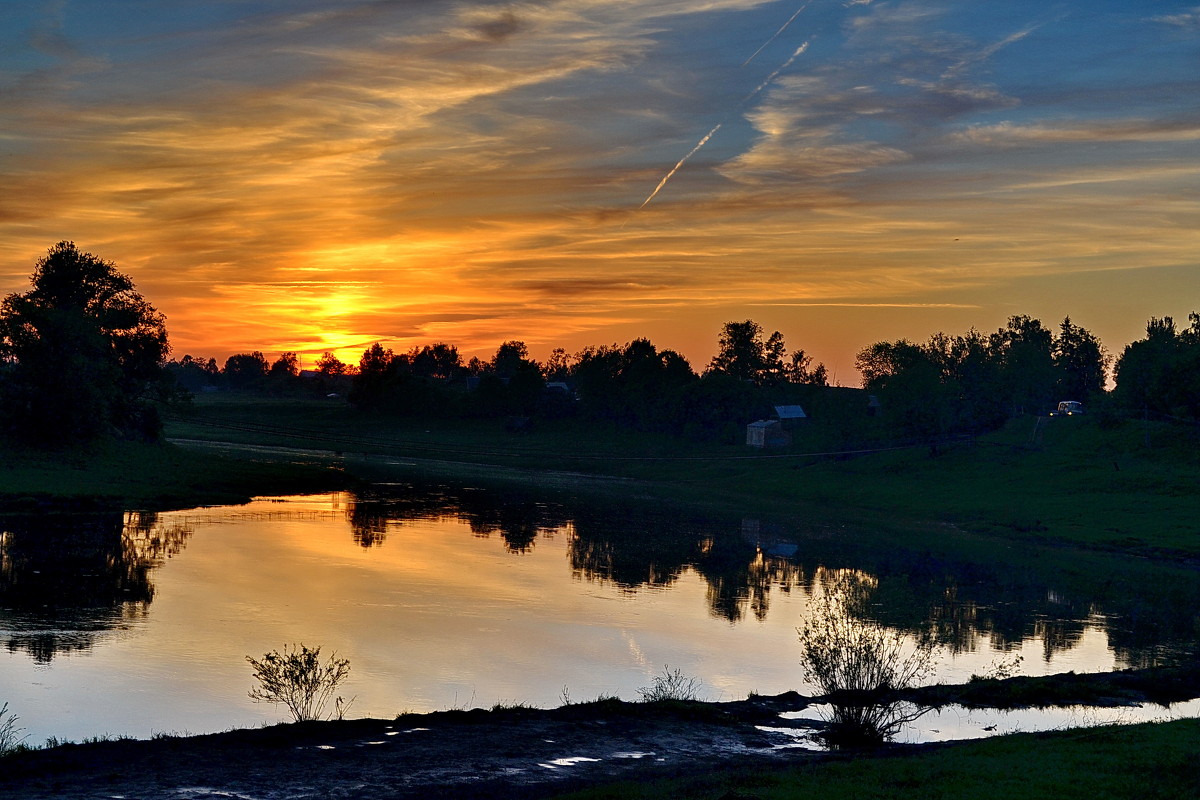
[335,483,1198,670]
[799,571,938,747]
[0,512,192,662]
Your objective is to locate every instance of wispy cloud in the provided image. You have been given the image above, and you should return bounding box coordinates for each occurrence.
[1,0,1196,369]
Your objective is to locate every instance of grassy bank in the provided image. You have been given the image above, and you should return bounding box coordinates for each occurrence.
[162,395,1200,559]
[551,718,1200,800]
[0,436,347,513]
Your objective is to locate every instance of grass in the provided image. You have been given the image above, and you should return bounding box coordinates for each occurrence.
[547,719,1200,800]
[159,394,1200,559]
[0,434,347,513]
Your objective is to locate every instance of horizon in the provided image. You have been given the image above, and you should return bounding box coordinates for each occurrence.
[2,1,1197,378]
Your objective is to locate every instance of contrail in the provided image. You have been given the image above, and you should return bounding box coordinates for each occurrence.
[639,122,723,209]
[639,41,810,208]
[742,1,813,66]
[746,41,809,100]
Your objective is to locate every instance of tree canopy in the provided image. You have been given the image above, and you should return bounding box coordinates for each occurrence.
[0,241,169,445]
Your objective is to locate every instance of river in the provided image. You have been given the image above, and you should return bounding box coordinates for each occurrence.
[2,482,1196,745]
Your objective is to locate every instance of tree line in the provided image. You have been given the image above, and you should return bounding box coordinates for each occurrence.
[2,242,1197,449]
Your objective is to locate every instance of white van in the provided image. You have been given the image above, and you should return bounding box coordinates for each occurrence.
[1050,400,1084,416]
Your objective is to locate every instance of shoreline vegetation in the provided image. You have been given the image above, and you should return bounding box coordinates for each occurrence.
[2,670,1198,798]
[3,395,1199,797]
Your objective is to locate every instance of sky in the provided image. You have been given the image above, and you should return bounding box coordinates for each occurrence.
[1,1,1197,381]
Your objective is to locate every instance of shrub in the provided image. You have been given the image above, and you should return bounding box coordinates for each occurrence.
[798,572,937,696]
[798,573,939,747]
[247,643,351,722]
[637,666,703,702]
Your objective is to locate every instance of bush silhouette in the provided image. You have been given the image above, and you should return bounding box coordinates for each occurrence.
[247,643,351,722]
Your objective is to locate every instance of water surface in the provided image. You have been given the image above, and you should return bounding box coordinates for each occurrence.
[1,486,1196,744]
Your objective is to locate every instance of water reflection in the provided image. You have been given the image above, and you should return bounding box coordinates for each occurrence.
[348,486,803,622]
[0,512,192,662]
[348,483,1199,666]
[1,484,1197,676]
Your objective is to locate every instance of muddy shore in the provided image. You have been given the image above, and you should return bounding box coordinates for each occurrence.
[4,667,1198,800]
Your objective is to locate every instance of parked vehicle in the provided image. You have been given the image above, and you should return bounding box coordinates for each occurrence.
[1050,400,1084,416]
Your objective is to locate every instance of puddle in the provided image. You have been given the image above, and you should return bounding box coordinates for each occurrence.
[539,756,603,769]
[764,698,1200,749]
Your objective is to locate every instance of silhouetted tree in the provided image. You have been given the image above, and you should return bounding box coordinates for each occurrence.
[223,351,269,390]
[1114,313,1200,420]
[709,320,827,388]
[0,241,169,445]
[572,339,696,431]
[990,315,1055,416]
[1053,317,1108,401]
[409,342,461,379]
[542,347,573,382]
[269,352,300,378]
[315,351,349,376]
[490,340,533,378]
[785,349,829,386]
[165,354,220,394]
[349,343,396,411]
[709,320,769,382]
[855,339,957,445]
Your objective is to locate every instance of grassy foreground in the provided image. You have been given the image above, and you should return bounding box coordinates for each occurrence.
[161,394,1200,559]
[550,718,1200,800]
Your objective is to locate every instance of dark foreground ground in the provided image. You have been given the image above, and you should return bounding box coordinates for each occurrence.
[2,696,815,800]
[4,667,1199,800]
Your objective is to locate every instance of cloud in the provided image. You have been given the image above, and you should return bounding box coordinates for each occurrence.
[1,0,1197,372]
[951,118,1200,146]
[1150,7,1200,29]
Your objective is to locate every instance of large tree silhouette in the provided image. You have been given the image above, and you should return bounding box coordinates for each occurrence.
[0,241,169,445]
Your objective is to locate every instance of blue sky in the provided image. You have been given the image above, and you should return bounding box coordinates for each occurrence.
[2,1,1198,376]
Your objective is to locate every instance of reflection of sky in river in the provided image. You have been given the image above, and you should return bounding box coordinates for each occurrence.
[0,494,1184,744]
[771,698,1200,749]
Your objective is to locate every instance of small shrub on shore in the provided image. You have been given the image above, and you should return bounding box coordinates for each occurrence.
[247,644,351,722]
[637,666,703,702]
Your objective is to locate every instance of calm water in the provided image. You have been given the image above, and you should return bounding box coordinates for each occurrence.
[1,484,1197,744]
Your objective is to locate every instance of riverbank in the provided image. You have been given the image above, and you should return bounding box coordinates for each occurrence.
[0,436,348,514]
[4,394,1199,561]
[159,395,1200,560]
[3,667,1198,800]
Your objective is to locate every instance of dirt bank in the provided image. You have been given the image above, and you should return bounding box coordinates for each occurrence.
[5,665,1200,800]
[0,696,823,800]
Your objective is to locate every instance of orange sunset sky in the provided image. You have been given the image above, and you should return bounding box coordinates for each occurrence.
[2,1,1197,380]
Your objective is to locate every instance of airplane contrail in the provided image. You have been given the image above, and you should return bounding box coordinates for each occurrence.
[742,1,814,66]
[746,41,809,100]
[639,122,723,209]
[638,41,810,209]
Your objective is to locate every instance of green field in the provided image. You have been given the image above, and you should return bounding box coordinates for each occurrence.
[549,718,1200,800]
[150,394,1200,559]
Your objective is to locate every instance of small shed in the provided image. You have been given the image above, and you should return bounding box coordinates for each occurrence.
[746,419,790,448]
